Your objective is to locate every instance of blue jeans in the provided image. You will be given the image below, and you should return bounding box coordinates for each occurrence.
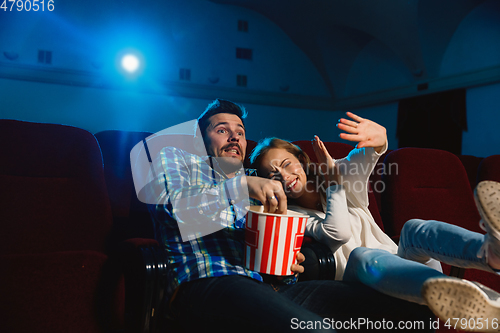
[169,274,434,332]
[344,219,493,304]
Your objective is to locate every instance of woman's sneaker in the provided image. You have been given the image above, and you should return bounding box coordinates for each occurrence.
[422,277,500,332]
[475,181,500,269]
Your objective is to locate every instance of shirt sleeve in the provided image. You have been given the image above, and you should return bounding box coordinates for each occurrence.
[305,185,352,253]
[151,147,250,240]
[333,141,387,207]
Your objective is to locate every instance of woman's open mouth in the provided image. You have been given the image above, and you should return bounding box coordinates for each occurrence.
[286,178,298,190]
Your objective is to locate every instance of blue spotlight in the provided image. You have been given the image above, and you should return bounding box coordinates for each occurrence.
[121,54,140,73]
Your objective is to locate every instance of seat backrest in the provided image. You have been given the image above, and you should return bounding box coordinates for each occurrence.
[292,140,354,163]
[461,156,500,290]
[458,154,484,189]
[244,139,258,168]
[95,130,153,218]
[293,140,385,231]
[381,148,482,240]
[369,149,392,214]
[0,120,112,255]
[95,130,156,241]
[477,154,500,183]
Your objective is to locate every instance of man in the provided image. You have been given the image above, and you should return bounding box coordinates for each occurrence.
[149,99,434,333]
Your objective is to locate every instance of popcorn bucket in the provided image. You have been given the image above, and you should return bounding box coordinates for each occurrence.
[244,206,308,276]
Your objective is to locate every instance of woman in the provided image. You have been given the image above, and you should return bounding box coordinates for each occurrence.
[249,112,500,330]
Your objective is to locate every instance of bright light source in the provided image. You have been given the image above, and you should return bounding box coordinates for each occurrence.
[121,54,140,73]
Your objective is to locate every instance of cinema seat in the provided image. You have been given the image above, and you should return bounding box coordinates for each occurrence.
[244,139,257,168]
[477,154,500,183]
[369,149,392,214]
[0,120,125,333]
[95,130,177,333]
[292,140,354,164]
[95,130,155,242]
[381,148,482,238]
[380,147,484,282]
[464,154,500,291]
[458,154,483,189]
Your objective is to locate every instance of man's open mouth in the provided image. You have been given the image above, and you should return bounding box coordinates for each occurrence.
[223,146,240,156]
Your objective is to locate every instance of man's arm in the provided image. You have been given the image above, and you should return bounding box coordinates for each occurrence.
[152,147,249,240]
[246,176,287,214]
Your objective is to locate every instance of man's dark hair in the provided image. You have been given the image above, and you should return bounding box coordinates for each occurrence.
[197,99,247,139]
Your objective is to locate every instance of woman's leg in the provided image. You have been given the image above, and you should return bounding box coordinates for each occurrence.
[398,219,496,273]
[399,181,500,272]
[475,180,500,270]
[343,247,444,304]
[344,247,500,332]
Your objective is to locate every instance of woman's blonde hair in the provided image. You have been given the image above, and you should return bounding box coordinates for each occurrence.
[251,137,327,190]
[249,137,326,207]
[249,137,312,177]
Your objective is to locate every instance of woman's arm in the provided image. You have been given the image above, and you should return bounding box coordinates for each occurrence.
[333,112,388,207]
[304,137,351,253]
[305,185,352,253]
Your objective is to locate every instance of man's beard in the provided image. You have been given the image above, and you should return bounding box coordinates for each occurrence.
[213,156,244,175]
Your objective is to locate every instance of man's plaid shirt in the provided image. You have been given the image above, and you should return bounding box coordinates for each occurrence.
[148,146,264,298]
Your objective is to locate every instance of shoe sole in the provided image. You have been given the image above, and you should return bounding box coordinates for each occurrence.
[475,181,500,236]
[422,278,500,332]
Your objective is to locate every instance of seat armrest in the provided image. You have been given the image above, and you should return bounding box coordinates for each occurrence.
[115,238,167,333]
[120,238,159,250]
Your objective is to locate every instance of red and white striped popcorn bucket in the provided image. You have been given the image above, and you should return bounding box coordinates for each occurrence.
[244,206,308,276]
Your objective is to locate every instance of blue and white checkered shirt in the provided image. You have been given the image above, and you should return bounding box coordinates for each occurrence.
[148,146,264,297]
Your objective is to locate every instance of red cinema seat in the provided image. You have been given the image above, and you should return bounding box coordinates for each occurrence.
[381,148,482,239]
[292,140,353,163]
[477,154,500,183]
[380,147,485,279]
[369,149,392,214]
[96,130,181,333]
[95,130,155,241]
[468,154,500,290]
[244,139,257,168]
[0,120,125,333]
[458,154,483,189]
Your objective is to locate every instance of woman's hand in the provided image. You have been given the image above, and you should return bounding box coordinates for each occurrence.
[312,135,340,185]
[337,112,387,153]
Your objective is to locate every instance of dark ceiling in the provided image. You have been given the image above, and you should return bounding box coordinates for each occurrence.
[209,0,487,98]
